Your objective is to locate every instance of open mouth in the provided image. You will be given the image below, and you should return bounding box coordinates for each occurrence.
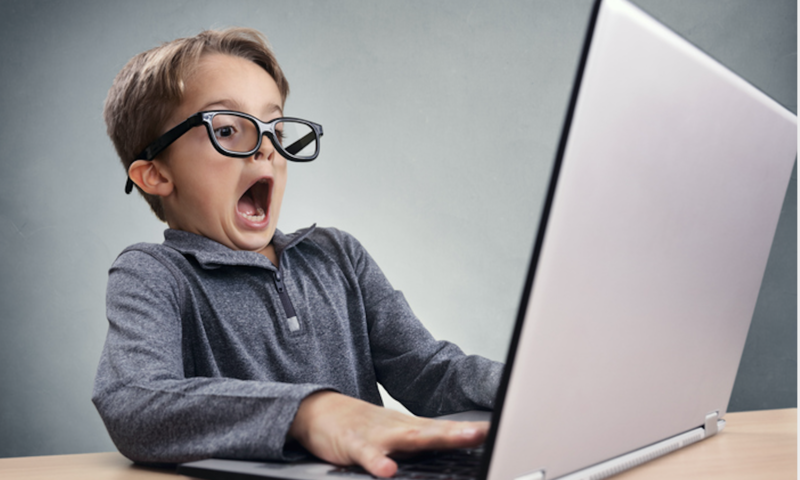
[237,178,271,224]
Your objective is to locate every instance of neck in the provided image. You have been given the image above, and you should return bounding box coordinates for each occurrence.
[260,243,279,267]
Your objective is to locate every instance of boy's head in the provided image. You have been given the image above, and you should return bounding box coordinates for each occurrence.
[105,28,289,221]
[105,28,318,256]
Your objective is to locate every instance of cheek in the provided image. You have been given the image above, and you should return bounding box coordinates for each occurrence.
[271,159,288,196]
[271,180,287,210]
[179,167,238,216]
[186,169,229,201]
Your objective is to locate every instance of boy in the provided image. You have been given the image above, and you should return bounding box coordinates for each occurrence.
[93,28,502,478]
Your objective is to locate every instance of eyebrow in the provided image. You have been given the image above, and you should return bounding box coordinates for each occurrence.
[200,99,284,118]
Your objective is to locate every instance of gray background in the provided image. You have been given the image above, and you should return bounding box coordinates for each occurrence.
[0,0,795,458]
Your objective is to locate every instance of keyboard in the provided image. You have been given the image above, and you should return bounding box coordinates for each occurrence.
[329,448,484,480]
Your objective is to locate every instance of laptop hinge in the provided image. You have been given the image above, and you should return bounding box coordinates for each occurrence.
[514,469,546,480]
[704,411,719,437]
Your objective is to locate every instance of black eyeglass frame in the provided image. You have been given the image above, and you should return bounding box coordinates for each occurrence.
[125,110,323,194]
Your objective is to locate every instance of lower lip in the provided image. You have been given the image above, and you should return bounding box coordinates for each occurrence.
[236,208,270,230]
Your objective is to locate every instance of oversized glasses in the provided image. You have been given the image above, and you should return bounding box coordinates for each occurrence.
[125,111,323,193]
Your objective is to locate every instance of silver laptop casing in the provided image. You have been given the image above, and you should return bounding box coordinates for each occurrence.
[483,1,796,479]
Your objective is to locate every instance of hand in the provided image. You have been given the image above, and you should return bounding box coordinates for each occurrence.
[288,391,489,478]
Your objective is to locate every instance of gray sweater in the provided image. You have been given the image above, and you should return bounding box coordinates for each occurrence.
[92,226,503,464]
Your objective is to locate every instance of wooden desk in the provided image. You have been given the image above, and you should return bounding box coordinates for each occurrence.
[611,408,796,480]
[0,408,795,480]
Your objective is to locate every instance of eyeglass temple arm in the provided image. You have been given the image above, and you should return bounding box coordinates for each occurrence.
[125,115,204,194]
[285,130,319,156]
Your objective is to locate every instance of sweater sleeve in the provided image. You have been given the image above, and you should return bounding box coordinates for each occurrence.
[335,231,505,417]
[91,249,330,465]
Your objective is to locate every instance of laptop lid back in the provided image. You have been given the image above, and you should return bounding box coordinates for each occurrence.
[482,1,797,479]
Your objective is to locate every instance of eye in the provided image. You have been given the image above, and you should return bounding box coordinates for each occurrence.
[214,124,236,139]
[274,128,286,145]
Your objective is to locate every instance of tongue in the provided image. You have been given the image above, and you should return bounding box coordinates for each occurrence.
[237,193,257,215]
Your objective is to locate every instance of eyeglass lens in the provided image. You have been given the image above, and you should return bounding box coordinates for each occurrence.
[210,114,317,159]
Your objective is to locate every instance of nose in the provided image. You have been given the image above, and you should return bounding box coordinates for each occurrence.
[253,132,276,161]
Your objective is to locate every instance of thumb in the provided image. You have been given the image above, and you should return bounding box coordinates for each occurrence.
[355,446,398,478]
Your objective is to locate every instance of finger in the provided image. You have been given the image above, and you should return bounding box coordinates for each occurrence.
[452,421,490,444]
[354,444,398,478]
[387,420,490,452]
[435,421,489,448]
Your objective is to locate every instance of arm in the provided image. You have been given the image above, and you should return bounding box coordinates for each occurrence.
[92,250,330,464]
[284,229,501,477]
[343,233,504,415]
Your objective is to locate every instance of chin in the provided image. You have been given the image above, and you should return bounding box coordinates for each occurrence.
[235,231,274,253]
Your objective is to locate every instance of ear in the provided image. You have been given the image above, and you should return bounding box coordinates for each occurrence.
[128,160,174,197]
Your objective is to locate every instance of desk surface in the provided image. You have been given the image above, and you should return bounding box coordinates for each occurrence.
[0,408,795,480]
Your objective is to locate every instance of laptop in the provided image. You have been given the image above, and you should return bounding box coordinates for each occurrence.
[178,0,798,479]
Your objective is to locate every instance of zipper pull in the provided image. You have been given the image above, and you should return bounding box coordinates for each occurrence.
[272,270,300,332]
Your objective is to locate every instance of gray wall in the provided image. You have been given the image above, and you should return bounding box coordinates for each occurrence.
[0,0,795,458]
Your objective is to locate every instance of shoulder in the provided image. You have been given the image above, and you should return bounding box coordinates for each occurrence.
[106,243,195,317]
[304,226,363,250]
[109,242,189,291]
[298,226,371,264]
[114,242,185,272]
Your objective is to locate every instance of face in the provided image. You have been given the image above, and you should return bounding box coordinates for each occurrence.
[156,53,287,256]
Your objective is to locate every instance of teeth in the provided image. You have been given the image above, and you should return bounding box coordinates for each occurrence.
[242,207,266,222]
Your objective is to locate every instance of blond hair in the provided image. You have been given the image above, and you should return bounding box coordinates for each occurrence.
[104,28,290,221]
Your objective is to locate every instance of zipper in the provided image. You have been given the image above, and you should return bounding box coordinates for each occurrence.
[272,269,301,332]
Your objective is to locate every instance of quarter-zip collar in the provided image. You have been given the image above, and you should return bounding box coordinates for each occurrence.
[162,225,317,270]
